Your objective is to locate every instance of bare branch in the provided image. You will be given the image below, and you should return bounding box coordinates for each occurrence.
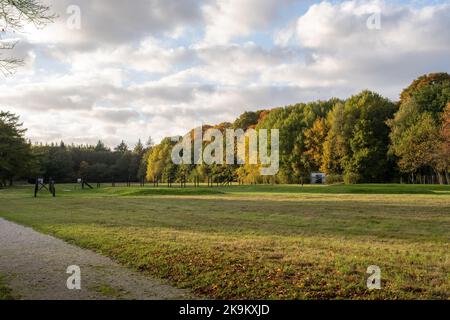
[0,0,54,75]
[0,37,19,49]
[0,0,55,31]
[0,56,23,75]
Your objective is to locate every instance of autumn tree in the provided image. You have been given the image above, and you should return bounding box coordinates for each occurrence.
[257,100,337,183]
[146,138,176,182]
[233,110,264,130]
[389,73,450,183]
[322,92,396,183]
[430,103,450,183]
[304,117,328,172]
[400,73,450,115]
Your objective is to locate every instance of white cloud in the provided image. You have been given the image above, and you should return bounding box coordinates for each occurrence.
[202,0,293,45]
[292,0,450,52]
[271,0,450,93]
[24,0,203,46]
[1,0,450,147]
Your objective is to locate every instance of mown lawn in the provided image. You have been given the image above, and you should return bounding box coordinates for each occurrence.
[0,184,449,299]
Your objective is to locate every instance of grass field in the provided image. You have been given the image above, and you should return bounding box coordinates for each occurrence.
[0,275,15,300]
[0,184,449,299]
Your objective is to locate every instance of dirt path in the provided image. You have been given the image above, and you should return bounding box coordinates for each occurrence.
[0,218,191,300]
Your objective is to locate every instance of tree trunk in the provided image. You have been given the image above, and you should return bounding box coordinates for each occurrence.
[432,167,443,185]
[437,172,443,185]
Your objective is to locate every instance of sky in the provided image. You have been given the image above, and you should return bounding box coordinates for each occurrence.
[1,0,449,147]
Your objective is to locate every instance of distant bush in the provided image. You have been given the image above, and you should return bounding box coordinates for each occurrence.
[344,173,361,185]
[326,174,343,184]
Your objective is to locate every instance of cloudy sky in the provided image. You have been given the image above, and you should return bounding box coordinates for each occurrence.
[1,0,450,147]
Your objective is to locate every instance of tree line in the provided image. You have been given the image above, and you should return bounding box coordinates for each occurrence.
[1,73,449,187]
[145,73,449,185]
[0,128,153,187]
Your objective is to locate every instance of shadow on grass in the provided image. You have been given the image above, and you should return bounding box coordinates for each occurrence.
[219,184,450,195]
[109,188,225,196]
[2,183,449,198]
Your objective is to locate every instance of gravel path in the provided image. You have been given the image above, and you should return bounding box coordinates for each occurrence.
[0,218,191,300]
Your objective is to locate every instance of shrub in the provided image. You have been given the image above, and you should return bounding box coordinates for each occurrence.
[344,172,361,184]
[326,174,343,184]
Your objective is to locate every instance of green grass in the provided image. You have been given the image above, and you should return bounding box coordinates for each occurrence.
[0,184,449,299]
[0,275,15,300]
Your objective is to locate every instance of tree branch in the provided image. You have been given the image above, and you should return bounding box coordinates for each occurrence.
[0,0,54,75]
